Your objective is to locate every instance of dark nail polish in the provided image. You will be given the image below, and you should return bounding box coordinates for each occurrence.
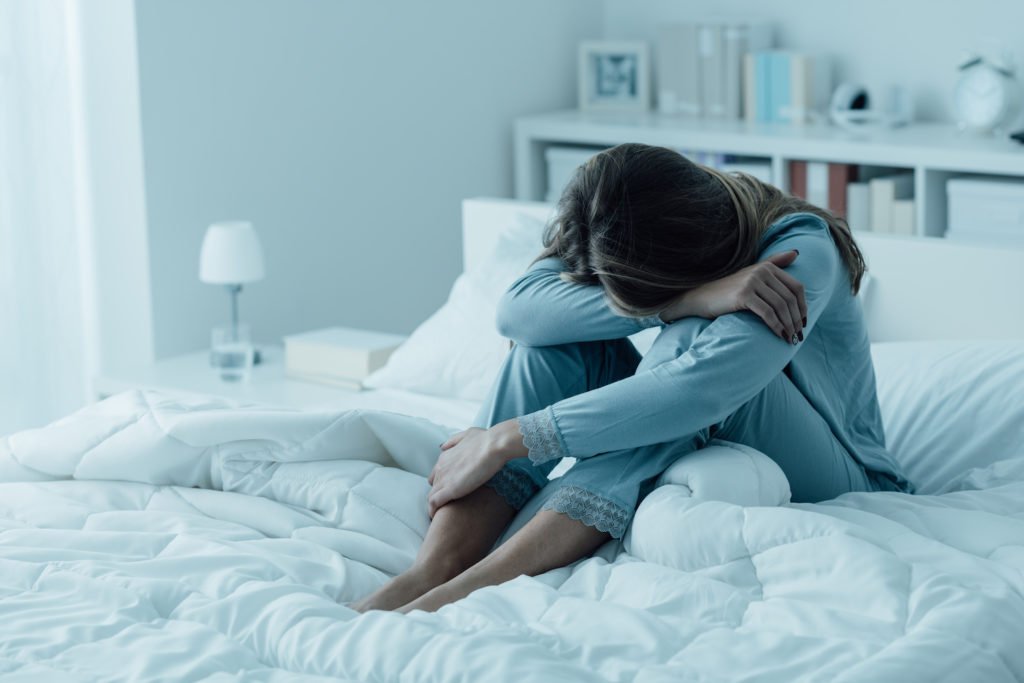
[802,317,807,327]
[798,331,804,342]
[793,249,800,255]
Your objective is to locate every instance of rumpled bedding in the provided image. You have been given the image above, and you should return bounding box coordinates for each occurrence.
[0,391,1021,682]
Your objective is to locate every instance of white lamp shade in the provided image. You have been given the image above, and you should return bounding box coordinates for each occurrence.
[199,221,265,284]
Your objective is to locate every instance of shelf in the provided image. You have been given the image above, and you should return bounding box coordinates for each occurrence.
[514,109,1024,241]
[516,110,1024,173]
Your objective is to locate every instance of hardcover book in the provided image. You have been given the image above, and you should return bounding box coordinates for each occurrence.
[828,164,859,217]
[699,24,725,119]
[656,23,702,116]
[846,181,871,231]
[747,50,829,125]
[743,53,758,122]
[890,199,916,235]
[756,51,772,123]
[722,22,771,120]
[770,51,791,124]
[784,54,831,124]
[869,173,914,233]
[789,160,807,199]
[806,161,829,209]
[284,327,406,387]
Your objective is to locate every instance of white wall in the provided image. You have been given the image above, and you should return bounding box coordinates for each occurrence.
[135,0,602,358]
[603,0,1024,122]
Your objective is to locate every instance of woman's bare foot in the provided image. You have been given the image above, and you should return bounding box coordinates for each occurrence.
[351,562,461,613]
[397,509,610,614]
[353,486,517,612]
[396,581,463,614]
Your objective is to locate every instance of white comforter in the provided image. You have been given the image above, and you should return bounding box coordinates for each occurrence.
[1,391,1022,682]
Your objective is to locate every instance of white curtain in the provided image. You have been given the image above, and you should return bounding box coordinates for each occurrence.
[0,0,96,434]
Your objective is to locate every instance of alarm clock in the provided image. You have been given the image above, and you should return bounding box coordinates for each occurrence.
[952,52,1021,133]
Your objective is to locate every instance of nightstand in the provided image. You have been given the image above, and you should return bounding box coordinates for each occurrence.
[93,345,382,410]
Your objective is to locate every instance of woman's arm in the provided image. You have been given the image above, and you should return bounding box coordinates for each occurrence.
[517,221,842,463]
[495,257,661,346]
[660,250,807,343]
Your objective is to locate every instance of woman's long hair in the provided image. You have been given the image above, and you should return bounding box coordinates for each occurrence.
[538,143,866,318]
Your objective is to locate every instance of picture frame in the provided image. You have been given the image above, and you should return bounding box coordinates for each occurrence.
[578,41,651,112]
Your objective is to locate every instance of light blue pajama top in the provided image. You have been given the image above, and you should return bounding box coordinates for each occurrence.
[495,212,911,492]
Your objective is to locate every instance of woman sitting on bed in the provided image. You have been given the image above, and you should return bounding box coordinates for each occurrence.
[354,143,910,613]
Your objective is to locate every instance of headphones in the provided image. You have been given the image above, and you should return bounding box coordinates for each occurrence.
[829,83,913,131]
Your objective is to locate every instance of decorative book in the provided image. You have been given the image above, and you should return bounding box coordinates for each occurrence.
[657,20,770,120]
[745,51,830,124]
[789,161,860,219]
[284,327,407,389]
[869,173,915,233]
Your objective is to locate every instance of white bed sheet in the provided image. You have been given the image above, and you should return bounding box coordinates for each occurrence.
[307,386,481,431]
[0,391,1021,682]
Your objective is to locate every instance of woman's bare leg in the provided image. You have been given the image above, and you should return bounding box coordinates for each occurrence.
[397,509,608,613]
[358,340,635,613]
[351,486,517,612]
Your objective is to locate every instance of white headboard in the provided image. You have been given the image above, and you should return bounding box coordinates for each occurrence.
[462,197,1024,342]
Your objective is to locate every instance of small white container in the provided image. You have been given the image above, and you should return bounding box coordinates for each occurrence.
[947,176,1024,245]
[545,146,603,202]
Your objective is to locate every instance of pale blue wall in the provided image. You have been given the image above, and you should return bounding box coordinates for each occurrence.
[135,0,602,357]
[603,0,1024,123]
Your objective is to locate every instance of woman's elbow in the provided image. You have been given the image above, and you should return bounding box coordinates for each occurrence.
[495,294,526,341]
[495,293,546,345]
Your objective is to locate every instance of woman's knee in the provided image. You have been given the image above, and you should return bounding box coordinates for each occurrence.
[504,338,639,391]
[475,338,641,428]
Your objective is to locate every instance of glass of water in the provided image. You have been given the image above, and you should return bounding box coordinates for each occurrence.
[211,324,255,382]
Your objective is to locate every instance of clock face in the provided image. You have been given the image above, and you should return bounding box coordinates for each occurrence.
[954,66,1009,131]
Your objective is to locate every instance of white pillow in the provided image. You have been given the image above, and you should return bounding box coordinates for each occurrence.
[364,213,545,401]
[871,340,1024,494]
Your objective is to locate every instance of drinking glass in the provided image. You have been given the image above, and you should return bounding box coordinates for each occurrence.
[210,324,255,382]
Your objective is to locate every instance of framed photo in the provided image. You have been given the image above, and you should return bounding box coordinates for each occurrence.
[578,41,651,112]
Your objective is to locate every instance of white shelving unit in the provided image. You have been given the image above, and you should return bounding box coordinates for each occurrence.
[514,109,1024,239]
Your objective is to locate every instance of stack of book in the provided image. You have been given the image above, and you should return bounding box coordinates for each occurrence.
[656,21,772,119]
[863,172,915,235]
[284,327,407,390]
[744,51,831,124]
[680,150,773,183]
[789,162,915,235]
[721,159,773,184]
[789,161,856,216]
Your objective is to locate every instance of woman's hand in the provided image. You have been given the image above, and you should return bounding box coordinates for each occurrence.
[427,420,526,518]
[659,250,807,344]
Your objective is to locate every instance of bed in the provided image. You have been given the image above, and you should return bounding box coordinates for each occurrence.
[1,198,1022,682]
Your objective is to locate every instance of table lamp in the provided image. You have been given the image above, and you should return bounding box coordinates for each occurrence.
[199,221,265,362]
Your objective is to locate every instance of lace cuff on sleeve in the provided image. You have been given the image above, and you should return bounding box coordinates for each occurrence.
[518,406,568,465]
